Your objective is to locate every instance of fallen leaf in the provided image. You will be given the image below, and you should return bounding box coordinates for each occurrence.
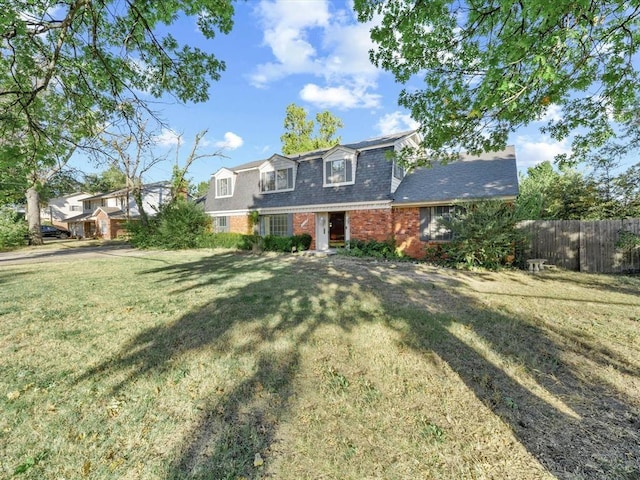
[253,453,264,467]
[7,390,20,401]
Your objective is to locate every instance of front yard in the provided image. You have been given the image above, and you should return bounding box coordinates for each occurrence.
[1,250,639,479]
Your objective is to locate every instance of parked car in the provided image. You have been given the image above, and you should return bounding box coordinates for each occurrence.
[40,225,71,239]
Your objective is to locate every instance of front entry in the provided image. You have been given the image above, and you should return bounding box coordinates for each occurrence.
[329,212,345,247]
[315,213,329,251]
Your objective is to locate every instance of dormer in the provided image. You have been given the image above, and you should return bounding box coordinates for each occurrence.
[391,131,422,192]
[212,167,236,198]
[323,146,358,187]
[259,154,297,193]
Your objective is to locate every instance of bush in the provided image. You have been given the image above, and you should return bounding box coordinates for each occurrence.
[128,200,211,249]
[339,238,402,260]
[434,200,525,270]
[262,233,311,253]
[0,207,28,250]
[196,232,257,250]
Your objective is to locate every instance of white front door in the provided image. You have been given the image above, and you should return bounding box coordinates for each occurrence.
[315,213,329,251]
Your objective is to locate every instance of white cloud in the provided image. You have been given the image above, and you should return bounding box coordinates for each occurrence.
[515,135,570,169]
[215,132,244,150]
[376,112,420,135]
[535,104,563,123]
[250,0,382,110]
[155,128,183,147]
[300,83,381,109]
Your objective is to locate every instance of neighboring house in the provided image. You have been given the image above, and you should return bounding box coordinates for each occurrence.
[66,181,172,239]
[204,131,519,259]
[40,192,92,228]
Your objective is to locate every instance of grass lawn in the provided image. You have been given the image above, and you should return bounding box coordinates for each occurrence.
[1,249,639,479]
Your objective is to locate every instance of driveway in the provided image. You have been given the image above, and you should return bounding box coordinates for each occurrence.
[0,241,146,266]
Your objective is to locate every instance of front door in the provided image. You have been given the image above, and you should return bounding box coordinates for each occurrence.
[329,212,345,247]
[315,213,329,251]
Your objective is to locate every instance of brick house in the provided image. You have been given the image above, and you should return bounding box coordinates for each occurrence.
[65,182,172,239]
[204,131,519,259]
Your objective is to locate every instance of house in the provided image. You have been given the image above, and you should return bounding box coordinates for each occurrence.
[40,192,92,228]
[204,131,519,258]
[65,181,172,239]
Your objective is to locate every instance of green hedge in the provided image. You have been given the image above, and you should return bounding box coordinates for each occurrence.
[196,232,257,250]
[197,232,312,253]
[339,238,402,260]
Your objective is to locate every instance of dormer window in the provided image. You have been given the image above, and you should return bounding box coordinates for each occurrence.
[393,159,405,180]
[216,177,232,198]
[323,147,357,187]
[261,167,294,193]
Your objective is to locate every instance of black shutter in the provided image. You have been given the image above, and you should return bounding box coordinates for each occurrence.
[346,159,353,182]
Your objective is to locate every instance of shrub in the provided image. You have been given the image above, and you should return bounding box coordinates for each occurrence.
[261,233,311,253]
[339,238,402,260]
[0,207,28,250]
[128,200,211,249]
[435,200,525,270]
[196,232,257,250]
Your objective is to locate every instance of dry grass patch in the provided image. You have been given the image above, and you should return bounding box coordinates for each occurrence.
[1,250,639,479]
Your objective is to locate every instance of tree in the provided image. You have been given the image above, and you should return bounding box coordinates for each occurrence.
[97,112,168,226]
[83,166,128,194]
[516,161,601,220]
[281,104,343,155]
[354,1,640,164]
[195,181,210,199]
[1,0,235,243]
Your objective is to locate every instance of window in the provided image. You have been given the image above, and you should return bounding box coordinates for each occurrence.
[420,206,458,241]
[213,216,229,233]
[70,205,81,212]
[325,158,353,185]
[217,177,232,197]
[393,159,405,180]
[260,214,290,237]
[261,168,293,192]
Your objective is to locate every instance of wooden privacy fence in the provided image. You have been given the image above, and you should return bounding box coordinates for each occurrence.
[517,219,640,273]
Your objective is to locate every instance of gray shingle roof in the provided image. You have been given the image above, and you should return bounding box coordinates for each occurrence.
[392,146,519,205]
[204,133,519,213]
[205,145,396,212]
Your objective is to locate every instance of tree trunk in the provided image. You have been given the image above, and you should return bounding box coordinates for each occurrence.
[132,186,148,227]
[26,185,43,245]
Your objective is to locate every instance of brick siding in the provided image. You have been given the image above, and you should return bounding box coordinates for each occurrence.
[392,207,428,259]
[230,214,250,234]
[348,208,393,243]
[293,213,316,250]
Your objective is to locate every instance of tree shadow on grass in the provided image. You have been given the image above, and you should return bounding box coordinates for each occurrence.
[74,253,640,479]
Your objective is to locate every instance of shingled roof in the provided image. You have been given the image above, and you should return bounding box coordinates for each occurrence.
[392,146,519,205]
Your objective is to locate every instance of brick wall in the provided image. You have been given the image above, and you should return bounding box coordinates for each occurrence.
[349,208,393,242]
[392,207,427,259]
[293,213,316,249]
[230,214,250,234]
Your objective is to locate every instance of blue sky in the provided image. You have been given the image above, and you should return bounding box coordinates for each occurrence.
[72,0,575,186]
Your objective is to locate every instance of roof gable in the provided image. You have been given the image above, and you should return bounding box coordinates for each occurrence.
[393,146,519,205]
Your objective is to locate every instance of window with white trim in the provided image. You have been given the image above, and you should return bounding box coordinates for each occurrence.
[261,167,293,192]
[216,177,232,197]
[420,206,458,241]
[260,214,290,237]
[325,158,353,185]
[213,216,229,233]
[393,159,405,180]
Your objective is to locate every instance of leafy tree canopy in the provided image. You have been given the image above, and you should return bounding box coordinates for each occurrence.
[354,1,640,164]
[281,104,344,155]
[516,160,640,220]
[1,0,234,242]
[83,166,128,194]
